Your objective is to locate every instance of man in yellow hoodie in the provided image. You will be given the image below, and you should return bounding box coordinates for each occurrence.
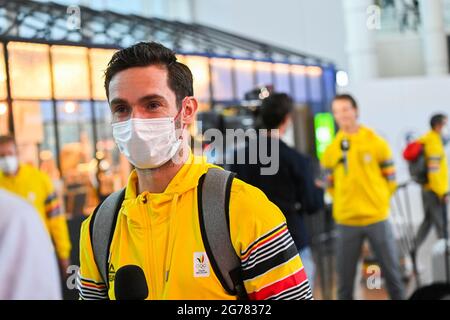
[0,135,72,280]
[77,42,312,300]
[321,94,404,300]
[415,114,449,250]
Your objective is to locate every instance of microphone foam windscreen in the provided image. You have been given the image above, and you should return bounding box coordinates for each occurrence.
[114,265,149,300]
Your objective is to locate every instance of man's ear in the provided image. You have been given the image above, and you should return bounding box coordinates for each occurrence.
[181,97,198,125]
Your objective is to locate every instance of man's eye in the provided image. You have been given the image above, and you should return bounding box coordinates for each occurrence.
[114,106,128,114]
[147,102,161,109]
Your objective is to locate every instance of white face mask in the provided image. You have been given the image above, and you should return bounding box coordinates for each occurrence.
[442,125,449,137]
[442,125,450,146]
[112,117,183,169]
[0,155,19,174]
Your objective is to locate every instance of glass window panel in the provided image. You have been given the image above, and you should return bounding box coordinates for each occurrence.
[12,100,46,168]
[39,101,58,172]
[57,101,96,216]
[291,65,307,103]
[58,101,93,147]
[51,46,90,100]
[90,48,117,101]
[7,100,59,179]
[255,61,273,88]
[323,67,336,112]
[95,101,130,197]
[184,55,210,102]
[13,100,45,146]
[235,59,255,100]
[8,42,52,100]
[95,101,113,145]
[307,66,323,104]
[0,101,8,135]
[274,63,291,94]
[197,102,211,112]
[175,55,210,112]
[210,58,234,101]
[0,44,7,100]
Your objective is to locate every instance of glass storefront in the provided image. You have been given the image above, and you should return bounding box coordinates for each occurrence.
[234,59,255,101]
[0,40,336,217]
[0,102,7,135]
[1,41,123,217]
[210,57,235,102]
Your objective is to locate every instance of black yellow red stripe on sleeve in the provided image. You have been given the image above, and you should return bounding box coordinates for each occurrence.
[77,271,108,300]
[380,159,396,181]
[45,192,62,218]
[241,223,313,300]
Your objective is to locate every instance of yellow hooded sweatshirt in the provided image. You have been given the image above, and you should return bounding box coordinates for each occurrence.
[78,151,311,300]
[419,130,449,198]
[321,126,397,226]
[0,164,71,260]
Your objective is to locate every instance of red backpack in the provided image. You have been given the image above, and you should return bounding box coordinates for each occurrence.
[403,141,428,184]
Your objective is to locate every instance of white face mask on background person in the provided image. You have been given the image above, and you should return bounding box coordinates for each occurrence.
[442,125,449,137]
[112,112,184,169]
[442,125,449,146]
[0,155,19,175]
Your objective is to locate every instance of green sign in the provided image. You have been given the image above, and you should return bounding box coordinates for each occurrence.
[314,113,335,159]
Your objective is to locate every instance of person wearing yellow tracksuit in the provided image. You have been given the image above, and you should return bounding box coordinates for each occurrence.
[321,94,405,300]
[77,42,312,300]
[415,114,449,250]
[0,135,72,279]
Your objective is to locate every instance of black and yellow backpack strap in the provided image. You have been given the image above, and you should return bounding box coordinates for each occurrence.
[89,188,126,288]
[198,168,248,300]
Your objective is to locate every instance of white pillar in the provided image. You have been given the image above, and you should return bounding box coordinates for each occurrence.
[342,0,379,83]
[166,0,194,22]
[419,0,449,76]
[139,0,153,18]
[139,0,166,18]
[190,0,197,23]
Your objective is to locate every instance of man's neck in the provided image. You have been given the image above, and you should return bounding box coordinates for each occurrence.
[341,123,360,135]
[136,145,189,194]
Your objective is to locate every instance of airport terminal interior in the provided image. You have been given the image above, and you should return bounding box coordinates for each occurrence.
[0,0,449,301]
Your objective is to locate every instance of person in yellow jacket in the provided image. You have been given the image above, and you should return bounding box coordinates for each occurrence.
[0,135,72,279]
[321,94,405,300]
[415,114,449,250]
[77,42,312,300]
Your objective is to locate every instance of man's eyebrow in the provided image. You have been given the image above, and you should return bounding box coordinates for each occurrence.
[109,95,169,107]
[138,94,169,104]
[109,98,128,106]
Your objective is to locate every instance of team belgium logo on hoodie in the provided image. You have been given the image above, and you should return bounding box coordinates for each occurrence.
[193,252,210,277]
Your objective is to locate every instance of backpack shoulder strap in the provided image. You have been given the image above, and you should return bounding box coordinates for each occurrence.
[198,167,247,299]
[89,188,126,287]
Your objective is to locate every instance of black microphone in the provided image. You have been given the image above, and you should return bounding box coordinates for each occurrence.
[340,138,350,174]
[114,265,149,300]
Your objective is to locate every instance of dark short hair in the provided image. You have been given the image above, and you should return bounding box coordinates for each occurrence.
[259,93,294,130]
[0,135,15,146]
[104,42,194,106]
[333,94,358,109]
[430,113,448,129]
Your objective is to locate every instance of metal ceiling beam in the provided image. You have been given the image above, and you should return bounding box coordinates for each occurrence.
[0,0,334,66]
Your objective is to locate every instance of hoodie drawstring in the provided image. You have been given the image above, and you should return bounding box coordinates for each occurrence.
[164,193,179,282]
